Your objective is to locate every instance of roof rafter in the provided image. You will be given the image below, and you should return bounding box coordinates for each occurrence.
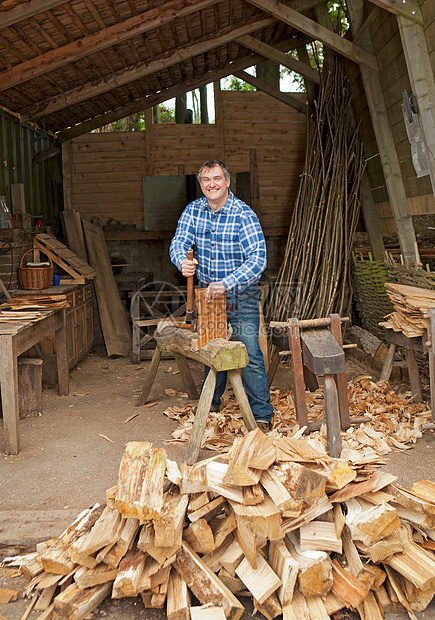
[0,0,220,92]
[367,0,423,24]
[0,0,68,29]
[236,34,320,83]
[23,15,277,121]
[58,36,303,141]
[246,0,378,70]
[233,69,307,112]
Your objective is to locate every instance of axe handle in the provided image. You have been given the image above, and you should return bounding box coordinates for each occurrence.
[186,248,194,322]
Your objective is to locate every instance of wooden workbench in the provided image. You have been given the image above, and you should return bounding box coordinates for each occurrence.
[0,308,69,455]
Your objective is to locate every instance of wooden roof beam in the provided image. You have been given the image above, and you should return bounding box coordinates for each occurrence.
[0,0,220,92]
[22,15,278,121]
[0,0,67,29]
[233,69,307,113]
[367,0,423,24]
[246,0,378,71]
[57,37,302,141]
[236,35,320,83]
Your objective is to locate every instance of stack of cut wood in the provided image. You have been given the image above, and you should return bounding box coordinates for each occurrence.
[164,375,430,456]
[5,435,435,620]
[0,295,69,322]
[380,283,435,338]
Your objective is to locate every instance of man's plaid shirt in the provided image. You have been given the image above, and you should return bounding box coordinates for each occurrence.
[170,191,267,296]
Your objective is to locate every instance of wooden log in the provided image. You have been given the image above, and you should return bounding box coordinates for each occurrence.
[299,521,342,553]
[115,441,166,520]
[345,498,400,546]
[282,586,309,620]
[209,512,237,549]
[383,524,435,591]
[235,553,282,604]
[331,559,369,609]
[103,517,140,567]
[200,534,234,572]
[411,480,435,504]
[153,493,188,547]
[260,469,295,511]
[300,328,345,375]
[195,287,227,348]
[34,583,57,611]
[188,491,210,513]
[217,568,246,594]
[285,533,332,597]
[397,572,435,612]
[233,514,258,570]
[52,582,112,620]
[355,531,404,563]
[69,507,123,557]
[305,594,330,620]
[243,484,265,506]
[74,563,118,589]
[173,542,244,620]
[137,523,179,565]
[229,496,283,542]
[268,540,298,605]
[218,539,245,576]
[166,569,190,620]
[274,462,326,499]
[253,591,282,619]
[179,462,209,494]
[188,496,226,524]
[112,548,146,598]
[184,519,215,554]
[205,461,244,502]
[190,605,227,620]
[155,322,249,371]
[357,590,384,620]
[223,436,262,487]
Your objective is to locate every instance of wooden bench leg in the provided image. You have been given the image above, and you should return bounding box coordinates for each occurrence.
[227,369,257,432]
[267,348,280,387]
[405,349,423,403]
[428,308,435,423]
[174,352,199,400]
[380,343,396,382]
[329,314,350,430]
[0,336,20,455]
[323,374,342,458]
[185,368,217,465]
[136,346,162,407]
[288,319,309,429]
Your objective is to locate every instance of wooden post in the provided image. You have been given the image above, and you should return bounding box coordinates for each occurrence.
[329,314,350,430]
[346,0,419,264]
[287,319,309,429]
[174,352,199,400]
[227,369,257,431]
[61,142,73,211]
[17,358,43,418]
[137,346,162,406]
[55,310,69,397]
[0,336,20,455]
[380,343,396,382]
[145,108,154,176]
[404,349,423,403]
[323,375,342,458]
[213,81,225,161]
[185,368,217,465]
[427,308,435,423]
[397,15,435,196]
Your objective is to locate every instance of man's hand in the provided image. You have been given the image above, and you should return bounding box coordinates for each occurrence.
[181,256,198,277]
[205,281,226,302]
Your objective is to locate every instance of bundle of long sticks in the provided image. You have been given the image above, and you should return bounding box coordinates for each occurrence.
[267,58,365,324]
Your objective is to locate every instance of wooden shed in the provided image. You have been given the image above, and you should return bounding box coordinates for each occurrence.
[0,0,434,282]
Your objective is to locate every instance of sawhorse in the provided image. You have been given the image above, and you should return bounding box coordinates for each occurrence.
[136,321,257,464]
[269,314,350,457]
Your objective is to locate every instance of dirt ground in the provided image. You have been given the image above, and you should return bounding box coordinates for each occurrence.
[1,349,435,619]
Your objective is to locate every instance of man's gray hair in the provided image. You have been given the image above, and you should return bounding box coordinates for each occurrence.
[197,160,231,183]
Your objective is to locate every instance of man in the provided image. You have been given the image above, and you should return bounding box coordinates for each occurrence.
[170,159,273,432]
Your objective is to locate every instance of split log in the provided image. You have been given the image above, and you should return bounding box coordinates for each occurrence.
[217,568,246,594]
[206,461,244,502]
[355,531,404,563]
[274,462,326,499]
[190,605,227,619]
[200,534,235,572]
[229,496,283,542]
[345,497,400,545]
[116,442,166,520]
[305,594,330,620]
[233,514,258,570]
[74,563,117,588]
[209,512,237,549]
[285,532,332,597]
[69,507,123,557]
[243,484,265,506]
[268,540,298,605]
[188,492,210,513]
[411,480,435,504]
[166,569,190,620]
[331,559,369,608]
[357,590,384,620]
[218,539,244,576]
[299,521,342,553]
[184,519,215,554]
[112,548,146,598]
[253,591,282,619]
[137,523,179,565]
[223,436,262,486]
[397,572,435,612]
[383,524,435,590]
[52,582,112,619]
[260,470,295,511]
[281,497,333,534]
[282,586,309,620]
[34,583,57,611]
[188,496,226,524]
[103,517,140,567]
[179,462,209,494]
[153,493,188,547]
[173,542,244,620]
[235,553,282,604]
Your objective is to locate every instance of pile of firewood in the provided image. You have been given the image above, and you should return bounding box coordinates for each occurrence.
[164,375,431,456]
[4,434,435,619]
[0,295,69,322]
[380,283,435,337]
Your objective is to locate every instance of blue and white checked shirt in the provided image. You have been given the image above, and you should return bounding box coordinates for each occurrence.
[170,191,267,297]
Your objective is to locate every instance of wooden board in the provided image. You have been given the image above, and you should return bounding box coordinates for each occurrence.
[82,219,131,357]
[60,210,88,262]
[195,288,227,348]
[34,233,96,280]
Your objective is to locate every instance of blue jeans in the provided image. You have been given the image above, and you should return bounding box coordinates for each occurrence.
[204,285,273,423]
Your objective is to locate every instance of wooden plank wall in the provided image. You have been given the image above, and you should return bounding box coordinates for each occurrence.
[346,2,435,234]
[67,90,307,233]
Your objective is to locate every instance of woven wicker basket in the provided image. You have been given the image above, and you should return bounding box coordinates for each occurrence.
[18,249,53,290]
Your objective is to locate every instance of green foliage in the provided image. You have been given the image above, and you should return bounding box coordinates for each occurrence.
[221,75,255,91]
[157,103,175,124]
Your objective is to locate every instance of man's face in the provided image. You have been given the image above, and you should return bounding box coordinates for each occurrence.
[199,165,230,208]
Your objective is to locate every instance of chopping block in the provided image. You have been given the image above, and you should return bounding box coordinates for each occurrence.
[270,314,350,458]
[136,321,257,464]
